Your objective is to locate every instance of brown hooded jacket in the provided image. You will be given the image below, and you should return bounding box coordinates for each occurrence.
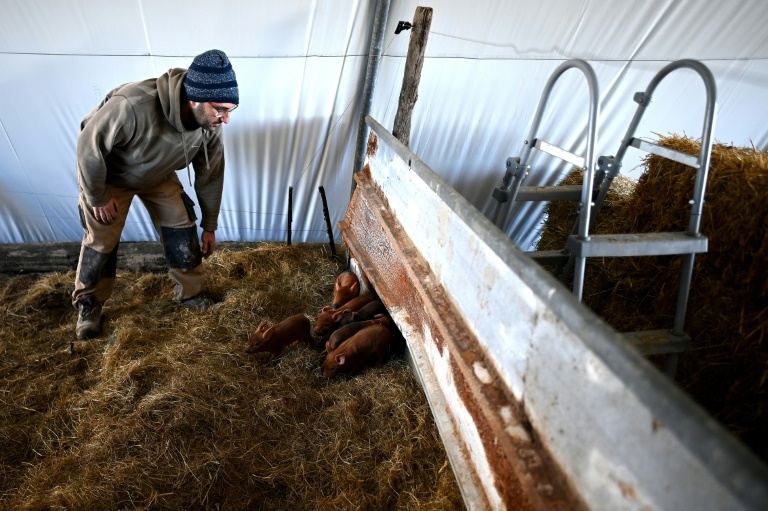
[76,67,225,232]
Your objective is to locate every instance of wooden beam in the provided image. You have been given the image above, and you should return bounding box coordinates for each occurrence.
[0,242,280,274]
[0,242,163,274]
[392,6,432,147]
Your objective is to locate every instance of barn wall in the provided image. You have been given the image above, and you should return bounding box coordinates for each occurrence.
[1,1,767,249]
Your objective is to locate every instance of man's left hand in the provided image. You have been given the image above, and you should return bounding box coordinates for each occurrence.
[202,230,216,258]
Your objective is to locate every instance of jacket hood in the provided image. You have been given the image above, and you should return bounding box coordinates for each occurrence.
[157,67,188,132]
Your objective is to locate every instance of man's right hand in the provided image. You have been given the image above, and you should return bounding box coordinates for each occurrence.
[93,198,119,224]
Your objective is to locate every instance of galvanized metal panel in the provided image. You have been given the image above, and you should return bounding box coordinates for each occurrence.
[339,115,768,511]
[341,167,578,510]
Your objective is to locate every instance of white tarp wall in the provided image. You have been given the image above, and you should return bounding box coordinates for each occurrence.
[1,0,767,249]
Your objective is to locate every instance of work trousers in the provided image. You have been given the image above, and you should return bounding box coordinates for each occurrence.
[72,177,205,306]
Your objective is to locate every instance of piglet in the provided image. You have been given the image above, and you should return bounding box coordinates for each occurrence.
[313,295,373,338]
[332,271,360,309]
[245,314,312,361]
[323,323,394,378]
[333,299,388,330]
[325,314,392,353]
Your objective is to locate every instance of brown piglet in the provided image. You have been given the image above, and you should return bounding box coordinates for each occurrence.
[325,314,392,353]
[313,295,373,338]
[332,271,360,309]
[322,323,393,378]
[245,314,313,361]
[333,299,388,330]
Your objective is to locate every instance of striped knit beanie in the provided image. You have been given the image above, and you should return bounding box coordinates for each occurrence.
[184,49,239,104]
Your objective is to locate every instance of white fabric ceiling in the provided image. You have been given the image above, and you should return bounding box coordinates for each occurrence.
[1,0,766,249]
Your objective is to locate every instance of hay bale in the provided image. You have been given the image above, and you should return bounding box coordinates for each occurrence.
[535,167,637,308]
[0,243,465,510]
[536,168,637,250]
[537,136,768,462]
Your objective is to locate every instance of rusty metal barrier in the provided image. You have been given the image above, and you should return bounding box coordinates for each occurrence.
[337,115,768,511]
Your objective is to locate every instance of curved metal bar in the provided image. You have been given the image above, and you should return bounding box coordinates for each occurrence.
[573,60,717,307]
[526,60,602,301]
[515,61,601,227]
[608,59,717,235]
[578,59,717,348]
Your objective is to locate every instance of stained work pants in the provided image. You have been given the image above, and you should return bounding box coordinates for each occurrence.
[72,177,205,307]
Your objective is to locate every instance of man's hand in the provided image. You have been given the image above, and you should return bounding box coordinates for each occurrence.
[93,198,119,224]
[202,230,216,258]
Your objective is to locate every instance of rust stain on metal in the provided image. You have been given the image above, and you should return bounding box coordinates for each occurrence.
[366,131,378,159]
[618,481,638,500]
[339,170,586,511]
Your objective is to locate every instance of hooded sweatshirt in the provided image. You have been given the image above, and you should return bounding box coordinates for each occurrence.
[76,67,225,232]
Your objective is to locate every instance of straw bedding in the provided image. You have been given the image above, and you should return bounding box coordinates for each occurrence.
[0,243,464,510]
[537,135,768,462]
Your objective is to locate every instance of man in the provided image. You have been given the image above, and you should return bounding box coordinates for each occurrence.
[72,49,239,340]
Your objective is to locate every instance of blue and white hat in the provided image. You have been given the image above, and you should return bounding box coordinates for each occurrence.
[184,49,239,104]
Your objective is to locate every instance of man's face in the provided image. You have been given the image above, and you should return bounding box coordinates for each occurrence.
[191,102,237,132]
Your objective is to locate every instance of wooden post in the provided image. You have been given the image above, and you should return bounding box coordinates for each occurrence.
[392,6,432,148]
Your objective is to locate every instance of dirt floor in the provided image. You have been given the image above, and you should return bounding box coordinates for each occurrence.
[0,243,465,511]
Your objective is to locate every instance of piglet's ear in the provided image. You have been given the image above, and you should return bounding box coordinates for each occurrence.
[350,282,359,295]
[335,354,346,366]
[322,305,333,313]
[263,327,275,340]
[332,310,347,322]
[257,320,268,331]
